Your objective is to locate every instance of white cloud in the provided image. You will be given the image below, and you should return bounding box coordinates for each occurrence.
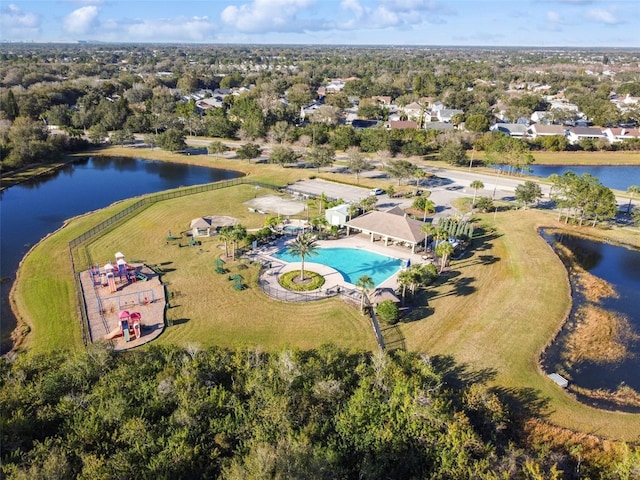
[221,0,314,33]
[585,8,620,25]
[341,0,365,18]
[63,5,99,34]
[61,0,105,4]
[0,3,41,38]
[546,10,561,23]
[100,16,218,42]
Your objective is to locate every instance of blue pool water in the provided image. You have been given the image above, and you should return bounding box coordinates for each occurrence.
[273,247,404,286]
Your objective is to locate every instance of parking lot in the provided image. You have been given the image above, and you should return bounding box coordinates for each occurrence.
[285,178,372,204]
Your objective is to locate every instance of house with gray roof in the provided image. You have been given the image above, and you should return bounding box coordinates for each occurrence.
[489,123,528,138]
[436,108,464,123]
[567,127,606,145]
[527,124,567,138]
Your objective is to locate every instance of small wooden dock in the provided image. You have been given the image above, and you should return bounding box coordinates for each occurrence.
[79,264,166,351]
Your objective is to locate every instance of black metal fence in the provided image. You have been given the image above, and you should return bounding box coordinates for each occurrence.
[68,178,281,346]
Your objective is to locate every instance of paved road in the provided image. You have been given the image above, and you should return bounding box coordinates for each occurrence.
[135,135,630,213]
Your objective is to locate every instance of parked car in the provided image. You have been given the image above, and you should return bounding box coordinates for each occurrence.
[370,188,384,195]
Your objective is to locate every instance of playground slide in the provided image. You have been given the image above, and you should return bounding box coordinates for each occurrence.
[103,327,122,340]
[122,321,131,342]
[108,275,117,292]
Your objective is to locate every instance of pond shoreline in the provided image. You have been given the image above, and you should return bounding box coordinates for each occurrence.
[539,226,640,413]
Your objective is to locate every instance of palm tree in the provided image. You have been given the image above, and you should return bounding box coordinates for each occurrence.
[421,222,436,250]
[219,226,233,258]
[416,197,436,221]
[348,203,360,221]
[470,180,484,207]
[230,224,247,260]
[397,269,413,306]
[356,275,374,313]
[318,192,328,215]
[413,168,427,194]
[435,241,454,273]
[287,233,318,281]
[627,185,640,214]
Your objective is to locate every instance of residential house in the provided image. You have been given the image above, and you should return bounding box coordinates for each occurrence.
[436,108,464,123]
[530,111,551,124]
[602,127,640,143]
[489,123,528,138]
[372,95,392,106]
[527,124,567,138]
[566,127,606,145]
[402,102,424,121]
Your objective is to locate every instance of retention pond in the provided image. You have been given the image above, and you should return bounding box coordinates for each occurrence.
[541,230,640,411]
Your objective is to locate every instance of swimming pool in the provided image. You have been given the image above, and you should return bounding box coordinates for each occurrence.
[273,247,404,286]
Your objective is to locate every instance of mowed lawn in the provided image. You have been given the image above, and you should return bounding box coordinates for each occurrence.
[399,209,640,441]
[82,185,377,351]
[527,150,640,166]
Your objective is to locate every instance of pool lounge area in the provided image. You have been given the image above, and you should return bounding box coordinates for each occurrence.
[251,233,431,297]
[272,246,404,287]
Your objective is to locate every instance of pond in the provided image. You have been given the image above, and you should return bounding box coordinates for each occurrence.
[540,230,640,410]
[0,156,243,354]
[526,165,640,191]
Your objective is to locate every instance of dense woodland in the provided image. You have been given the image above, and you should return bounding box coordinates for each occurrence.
[2,344,639,479]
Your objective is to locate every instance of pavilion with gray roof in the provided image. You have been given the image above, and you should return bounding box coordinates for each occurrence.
[345,208,426,253]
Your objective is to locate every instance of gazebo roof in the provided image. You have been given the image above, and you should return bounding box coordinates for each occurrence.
[346,210,426,244]
[190,215,237,230]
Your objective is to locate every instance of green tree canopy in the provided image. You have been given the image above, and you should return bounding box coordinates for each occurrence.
[236,142,262,160]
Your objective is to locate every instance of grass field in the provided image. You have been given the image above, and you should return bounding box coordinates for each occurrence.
[10,145,640,441]
[531,150,640,166]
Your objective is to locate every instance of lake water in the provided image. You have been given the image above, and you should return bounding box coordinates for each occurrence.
[541,231,640,409]
[0,156,243,354]
[526,165,640,191]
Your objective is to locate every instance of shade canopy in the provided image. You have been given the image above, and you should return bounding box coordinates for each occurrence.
[115,252,125,259]
[119,310,130,319]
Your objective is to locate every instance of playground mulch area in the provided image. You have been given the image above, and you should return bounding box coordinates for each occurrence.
[79,264,166,351]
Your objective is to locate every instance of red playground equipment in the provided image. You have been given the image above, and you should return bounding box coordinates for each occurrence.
[104,310,143,342]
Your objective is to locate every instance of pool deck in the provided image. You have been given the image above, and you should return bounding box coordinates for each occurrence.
[252,233,433,297]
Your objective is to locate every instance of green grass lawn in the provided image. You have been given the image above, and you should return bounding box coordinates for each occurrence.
[10,148,640,441]
[531,150,640,165]
[83,185,376,351]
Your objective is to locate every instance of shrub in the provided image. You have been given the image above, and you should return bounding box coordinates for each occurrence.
[278,270,325,291]
[376,300,399,324]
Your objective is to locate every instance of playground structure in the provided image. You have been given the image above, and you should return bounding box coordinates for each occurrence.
[104,310,143,342]
[90,252,145,293]
[80,252,166,351]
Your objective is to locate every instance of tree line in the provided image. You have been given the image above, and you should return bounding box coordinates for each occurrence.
[2,344,638,479]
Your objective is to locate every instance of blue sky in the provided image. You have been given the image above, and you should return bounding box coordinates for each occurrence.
[1,0,638,47]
